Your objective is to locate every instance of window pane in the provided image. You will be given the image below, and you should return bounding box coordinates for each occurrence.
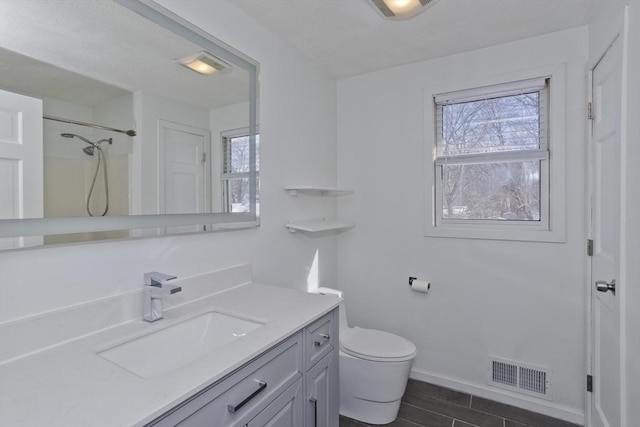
[441,161,541,221]
[223,134,260,174]
[225,177,250,212]
[440,92,541,157]
[224,177,260,214]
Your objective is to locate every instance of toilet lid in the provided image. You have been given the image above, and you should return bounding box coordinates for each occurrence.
[340,327,417,362]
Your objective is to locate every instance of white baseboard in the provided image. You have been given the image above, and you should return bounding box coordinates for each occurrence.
[409,368,585,426]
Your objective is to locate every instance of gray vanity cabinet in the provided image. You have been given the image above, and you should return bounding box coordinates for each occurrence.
[146,308,338,427]
[246,379,304,426]
[305,352,336,427]
[303,310,339,427]
[147,332,303,427]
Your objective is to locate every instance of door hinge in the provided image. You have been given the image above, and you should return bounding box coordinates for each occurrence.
[587,239,594,256]
[587,374,593,392]
[202,152,207,163]
[587,102,594,120]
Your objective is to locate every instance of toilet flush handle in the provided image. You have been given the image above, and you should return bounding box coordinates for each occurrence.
[314,333,330,347]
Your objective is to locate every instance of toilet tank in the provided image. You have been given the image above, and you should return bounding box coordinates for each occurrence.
[316,287,348,333]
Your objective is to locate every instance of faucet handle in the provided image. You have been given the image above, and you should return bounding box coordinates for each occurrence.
[144,271,177,286]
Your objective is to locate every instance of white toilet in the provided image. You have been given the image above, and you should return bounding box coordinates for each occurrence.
[317,288,417,425]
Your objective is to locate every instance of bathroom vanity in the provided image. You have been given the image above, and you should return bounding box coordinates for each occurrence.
[148,310,337,426]
[0,266,340,427]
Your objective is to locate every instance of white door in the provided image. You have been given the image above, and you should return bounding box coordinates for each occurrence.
[0,89,43,249]
[159,120,210,233]
[590,35,622,427]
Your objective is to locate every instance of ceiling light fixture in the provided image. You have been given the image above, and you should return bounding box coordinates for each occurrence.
[175,51,230,75]
[366,0,439,20]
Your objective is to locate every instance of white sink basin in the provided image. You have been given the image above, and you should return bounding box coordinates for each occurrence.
[97,311,264,379]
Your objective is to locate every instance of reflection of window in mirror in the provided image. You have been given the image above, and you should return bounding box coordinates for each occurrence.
[221,128,260,214]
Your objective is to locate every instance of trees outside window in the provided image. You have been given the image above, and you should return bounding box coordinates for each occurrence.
[434,78,549,225]
[221,130,259,213]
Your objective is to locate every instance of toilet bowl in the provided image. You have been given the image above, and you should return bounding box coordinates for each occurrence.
[316,288,417,425]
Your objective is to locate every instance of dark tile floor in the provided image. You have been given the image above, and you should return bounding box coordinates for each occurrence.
[339,379,582,427]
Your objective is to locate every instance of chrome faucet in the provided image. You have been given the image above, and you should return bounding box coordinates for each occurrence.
[143,272,181,322]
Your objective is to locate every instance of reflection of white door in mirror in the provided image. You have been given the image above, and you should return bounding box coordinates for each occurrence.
[0,89,43,249]
[159,120,210,234]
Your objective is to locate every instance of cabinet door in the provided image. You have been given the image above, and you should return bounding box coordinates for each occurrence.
[304,312,335,369]
[305,351,338,427]
[247,379,303,427]
[147,333,302,427]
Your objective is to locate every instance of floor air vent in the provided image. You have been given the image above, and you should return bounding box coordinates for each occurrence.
[488,357,551,400]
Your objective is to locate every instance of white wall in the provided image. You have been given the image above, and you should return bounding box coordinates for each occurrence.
[0,0,338,322]
[93,93,135,158]
[337,28,588,423]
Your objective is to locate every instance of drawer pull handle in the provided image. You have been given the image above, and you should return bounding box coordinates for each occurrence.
[314,333,330,347]
[309,397,318,427]
[227,380,267,414]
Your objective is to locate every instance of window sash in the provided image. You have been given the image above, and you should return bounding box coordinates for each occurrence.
[434,77,546,105]
[220,127,259,213]
[434,158,550,227]
[221,171,256,180]
[433,78,550,225]
[222,136,250,174]
[435,78,549,162]
[435,149,549,166]
[221,127,259,175]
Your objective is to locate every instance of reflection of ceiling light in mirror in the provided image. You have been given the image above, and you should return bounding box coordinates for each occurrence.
[175,51,230,75]
[366,0,439,19]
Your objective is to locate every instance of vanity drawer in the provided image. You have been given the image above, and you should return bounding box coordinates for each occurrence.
[149,332,302,427]
[304,311,336,370]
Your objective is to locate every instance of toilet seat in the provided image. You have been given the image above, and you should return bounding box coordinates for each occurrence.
[340,327,417,362]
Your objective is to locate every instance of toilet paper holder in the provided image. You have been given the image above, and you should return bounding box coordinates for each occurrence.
[408,277,430,290]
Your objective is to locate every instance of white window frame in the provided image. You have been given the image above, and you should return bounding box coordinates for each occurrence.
[220,127,259,213]
[423,64,566,242]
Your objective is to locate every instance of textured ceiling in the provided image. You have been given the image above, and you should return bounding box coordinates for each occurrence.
[0,48,130,107]
[0,0,249,109]
[0,0,601,108]
[231,0,600,78]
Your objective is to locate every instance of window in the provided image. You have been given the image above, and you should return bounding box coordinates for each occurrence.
[425,67,566,242]
[221,128,259,213]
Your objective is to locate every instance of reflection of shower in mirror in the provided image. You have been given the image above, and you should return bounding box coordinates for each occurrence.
[60,133,112,217]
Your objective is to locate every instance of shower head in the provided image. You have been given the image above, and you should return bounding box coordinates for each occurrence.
[61,133,111,156]
[61,133,93,145]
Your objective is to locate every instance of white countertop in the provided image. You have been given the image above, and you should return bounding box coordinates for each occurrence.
[0,283,339,427]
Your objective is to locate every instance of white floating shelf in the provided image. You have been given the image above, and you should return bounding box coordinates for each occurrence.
[285,186,354,197]
[286,219,355,233]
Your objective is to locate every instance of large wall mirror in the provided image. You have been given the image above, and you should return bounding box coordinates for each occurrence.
[0,0,259,250]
